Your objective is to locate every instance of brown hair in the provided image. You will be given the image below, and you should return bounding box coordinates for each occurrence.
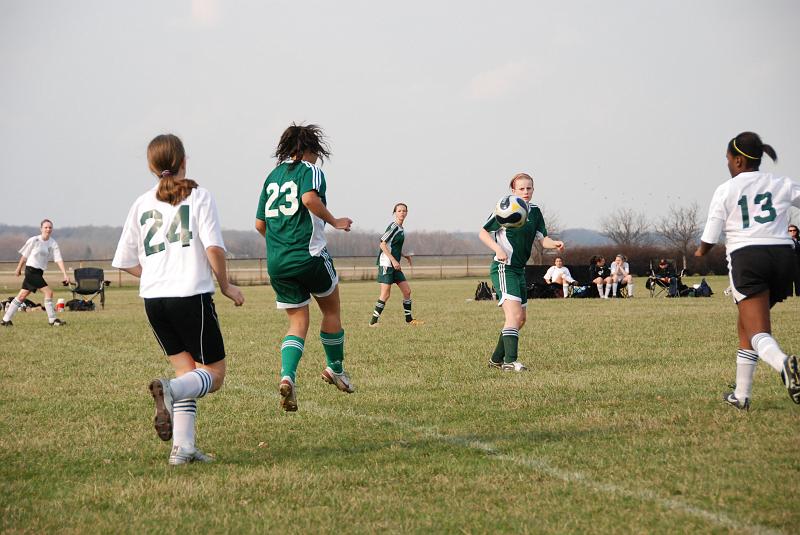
[393,203,408,213]
[40,219,53,228]
[147,134,198,205]
[274,123,331,165]
[509,172,534,190]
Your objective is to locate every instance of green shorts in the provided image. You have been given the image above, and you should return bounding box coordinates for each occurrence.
[377,266,407,285]
[489,263,527,307]
[270,253,339,309]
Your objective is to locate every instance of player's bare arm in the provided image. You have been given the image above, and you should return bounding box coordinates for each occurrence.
[206,246,244,306]
[301,190,352,231]
[478,228,507,262]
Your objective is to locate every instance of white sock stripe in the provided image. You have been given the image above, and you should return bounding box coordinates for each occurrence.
[751,333,770,348]
[194,369,212,396]
[321,337,345,345]
[502,329,519,337]
[281,340,305,351]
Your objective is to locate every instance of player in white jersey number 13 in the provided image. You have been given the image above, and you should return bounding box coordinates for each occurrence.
[695,131,800,409]
[255,124,355,412]
[112,134,244,465]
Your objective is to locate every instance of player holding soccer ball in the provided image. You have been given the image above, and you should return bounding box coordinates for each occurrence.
[369,202,423,327]
[695,131,800,410]
[255,124,355,412]
[479,173,565,371]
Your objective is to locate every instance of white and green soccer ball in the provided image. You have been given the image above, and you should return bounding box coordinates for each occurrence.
[494,195,528,228]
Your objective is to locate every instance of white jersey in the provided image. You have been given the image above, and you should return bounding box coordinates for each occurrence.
[544,265,574,283]
[112,185,226,298]
[609,261,630,279]
[19,236,62,270]
[701,171,800,254]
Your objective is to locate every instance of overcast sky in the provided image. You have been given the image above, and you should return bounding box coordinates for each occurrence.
[1,0,799,235]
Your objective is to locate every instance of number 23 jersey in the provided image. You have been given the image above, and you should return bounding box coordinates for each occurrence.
[701,171,800,254]
[112,185,226,298]
[256,161,329,277]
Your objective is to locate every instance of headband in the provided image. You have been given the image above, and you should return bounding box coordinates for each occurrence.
[732,140,759,160]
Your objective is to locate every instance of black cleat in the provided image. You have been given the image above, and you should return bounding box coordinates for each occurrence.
[780,355,800,405]
[49,319,66,326]
[722,391,750,411]
[0,320,12,327]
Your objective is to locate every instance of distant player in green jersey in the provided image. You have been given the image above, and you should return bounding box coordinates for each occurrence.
[255,124,355,412]
[369,203,423,326]
[479,173,565,372]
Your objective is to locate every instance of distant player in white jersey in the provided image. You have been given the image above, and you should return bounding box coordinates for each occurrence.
[113,134,244,465]
[695,131,800,409]
[543,256,575,298]
[1,219,69,327]
[609,254,633,298]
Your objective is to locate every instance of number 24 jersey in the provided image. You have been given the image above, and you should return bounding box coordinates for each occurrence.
[112,185,226,298]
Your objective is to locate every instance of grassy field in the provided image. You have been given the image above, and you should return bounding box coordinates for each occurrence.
[1,275,798,534]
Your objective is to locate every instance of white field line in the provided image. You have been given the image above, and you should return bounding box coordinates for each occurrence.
[291,400,783,535]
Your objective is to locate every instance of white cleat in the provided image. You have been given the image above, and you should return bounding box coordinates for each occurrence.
[321,367,355,393]
[169,444,215,465]
[501,361,528,372]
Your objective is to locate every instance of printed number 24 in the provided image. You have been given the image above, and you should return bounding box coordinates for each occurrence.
[736,192,776,229]
[141,205,193,256]
[263,181,299,218]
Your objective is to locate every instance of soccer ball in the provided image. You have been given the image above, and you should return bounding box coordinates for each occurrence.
[494,195,529,228]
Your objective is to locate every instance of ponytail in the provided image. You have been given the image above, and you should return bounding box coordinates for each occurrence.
[728,131,778,169]
[156,176,198,206]
[147,134,198,205]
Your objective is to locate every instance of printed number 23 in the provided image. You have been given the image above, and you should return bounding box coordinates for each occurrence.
[737,192,776,229]
[141,205,193,256]
[264,181,299,218]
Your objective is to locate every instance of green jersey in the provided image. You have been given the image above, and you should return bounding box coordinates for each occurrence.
[376,222,404,267]
[483,204,548,270]
[256,161,329,277]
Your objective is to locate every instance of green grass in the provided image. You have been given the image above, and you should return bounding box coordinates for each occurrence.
[1,276,798,534]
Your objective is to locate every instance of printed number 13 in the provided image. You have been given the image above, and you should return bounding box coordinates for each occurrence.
[737,192,776,229]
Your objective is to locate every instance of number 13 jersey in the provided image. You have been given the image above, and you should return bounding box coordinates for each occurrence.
[113,185,226,298]
[701,171,800,254]
[256,161,329,278]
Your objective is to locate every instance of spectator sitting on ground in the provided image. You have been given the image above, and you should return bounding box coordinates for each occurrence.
[655,258,678,297]
[543,256,576,298]
[609,254,634,298]
[590,255,612,299]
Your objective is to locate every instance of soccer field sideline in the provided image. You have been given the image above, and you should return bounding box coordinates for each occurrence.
[1,276,798,533]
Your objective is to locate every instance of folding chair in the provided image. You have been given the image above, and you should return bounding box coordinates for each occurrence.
[646,259,684,298]
[71,267,110,309]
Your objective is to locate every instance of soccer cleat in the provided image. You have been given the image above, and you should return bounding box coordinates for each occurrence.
[502,361,528,372]
[279,376,298,412]
[49,319,66,326]
[149,379,174,441]
[406,319,425,326]
[321,367,355,393]
[780,355,800,404]
[169,444,215,465]
[722,391,750,411]
[488,359,503,370]
[0,320,12,327]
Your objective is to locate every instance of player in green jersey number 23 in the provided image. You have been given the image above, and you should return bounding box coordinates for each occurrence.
[255,124,354,412]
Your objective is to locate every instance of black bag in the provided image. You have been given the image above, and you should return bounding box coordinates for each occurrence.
[695,278,713,297]
[571,285,591,298]
[66,299,95,311]
[475,281,495,301]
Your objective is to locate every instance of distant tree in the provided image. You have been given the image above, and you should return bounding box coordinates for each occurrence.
[655,203,702,261]
[599,208,651,248]
[530,206,562,264]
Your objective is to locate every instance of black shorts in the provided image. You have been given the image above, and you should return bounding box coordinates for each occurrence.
[144,293,226,364]
[729,245,798,307]
[22,266,47,292]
